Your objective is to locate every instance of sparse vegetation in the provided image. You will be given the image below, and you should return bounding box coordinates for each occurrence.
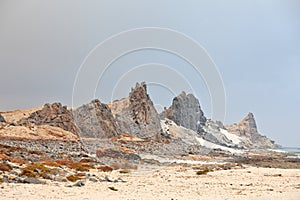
[21,163,52,178]
[66,174,83,182]
[55,159,94,172]
[68,162,94,172]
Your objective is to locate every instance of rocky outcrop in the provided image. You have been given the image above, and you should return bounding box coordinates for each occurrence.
[202,120,234,147]
[108,82,162,139]
[160,92,206,133]
[0,114,5,123]
[18,103,79,136]
[73,99,120,138]
[226,113,279,148]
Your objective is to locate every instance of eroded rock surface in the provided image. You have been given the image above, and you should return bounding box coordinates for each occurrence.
[73,99,120,138]
[18,103,79,136]
[161,92,206,133]
[226,113,279,148]
[108,82,162,139]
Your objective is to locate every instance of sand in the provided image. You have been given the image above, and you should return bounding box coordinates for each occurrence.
[1,166,299,200]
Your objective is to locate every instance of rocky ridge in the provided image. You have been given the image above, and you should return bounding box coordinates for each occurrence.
[0,82,279,156]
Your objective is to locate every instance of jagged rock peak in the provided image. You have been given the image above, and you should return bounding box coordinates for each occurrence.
[18,102,79,135]
[129,82,152,125]
[243,112,257,131]
[226,112,279,148]
[160,91,206,133]
[0,114,5,123]
[230,112,258,137]
[108,82,162,139]
[73,99,120,138]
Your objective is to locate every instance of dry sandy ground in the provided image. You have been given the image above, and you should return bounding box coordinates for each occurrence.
[1,166,299,200]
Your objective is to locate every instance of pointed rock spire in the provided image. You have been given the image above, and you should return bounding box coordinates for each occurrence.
[108,82,162,139]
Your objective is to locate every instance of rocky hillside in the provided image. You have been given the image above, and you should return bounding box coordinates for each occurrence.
[73,99,120,138]
[160,92,206,133]
[108,82,162,139]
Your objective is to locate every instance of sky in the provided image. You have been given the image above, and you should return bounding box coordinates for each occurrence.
[0,0,299,147]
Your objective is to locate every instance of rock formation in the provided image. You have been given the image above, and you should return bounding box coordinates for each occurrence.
[160,92,206,133]
[108,82,162,139]
[202,120,234,147]
[73,99,120,138]
[18,103,79,136]
[226,113,278,148]
[0,114,5,123]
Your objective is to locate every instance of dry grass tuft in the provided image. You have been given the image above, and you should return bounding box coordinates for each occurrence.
[66,174,84,182]
[21,163,52,178]
[55,159,94,172]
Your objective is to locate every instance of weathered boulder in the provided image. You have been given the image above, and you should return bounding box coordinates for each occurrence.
[108,82,162,139]
[18,103,79,135]
[160,92,206,133]
[73,99,120,138]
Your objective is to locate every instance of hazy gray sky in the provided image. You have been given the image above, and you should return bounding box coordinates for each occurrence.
[0,0,299,147]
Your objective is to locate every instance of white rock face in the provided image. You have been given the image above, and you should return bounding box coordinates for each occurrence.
[195,137,243,154]
[161,118,244,155]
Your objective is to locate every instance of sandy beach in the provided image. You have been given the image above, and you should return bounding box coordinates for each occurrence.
[1,165,299,200]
